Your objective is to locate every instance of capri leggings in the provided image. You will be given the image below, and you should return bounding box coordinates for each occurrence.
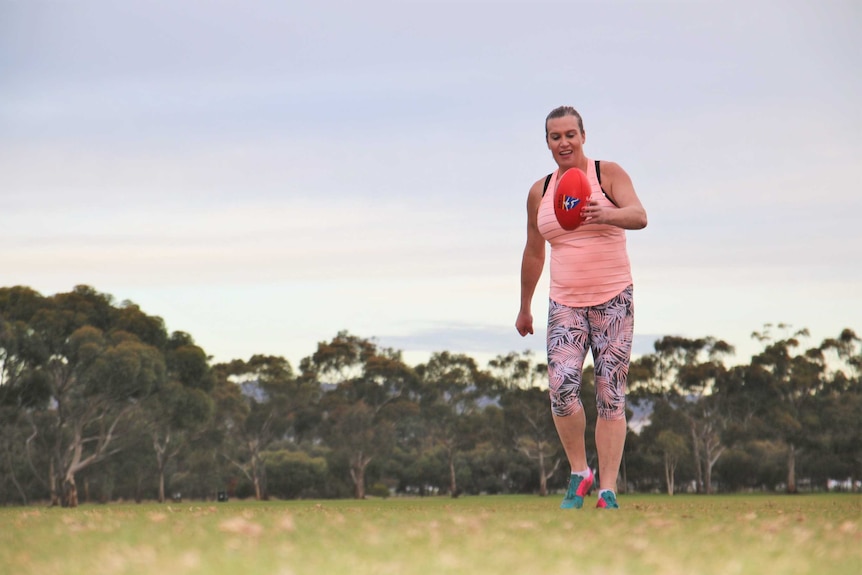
[547,285,633,420]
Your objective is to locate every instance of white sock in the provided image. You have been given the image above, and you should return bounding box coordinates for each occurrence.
[571,468,590,478]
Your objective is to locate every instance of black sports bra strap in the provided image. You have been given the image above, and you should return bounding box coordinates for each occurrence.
[595,160,619,207]
[541,173,552,197]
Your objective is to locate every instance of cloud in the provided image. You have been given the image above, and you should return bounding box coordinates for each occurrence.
[379,323,660,359]
[1,0,859,372]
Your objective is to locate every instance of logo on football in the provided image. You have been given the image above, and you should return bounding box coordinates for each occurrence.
[562,196,581,211]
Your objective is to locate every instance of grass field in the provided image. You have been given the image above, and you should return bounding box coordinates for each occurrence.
[1,494,860,575]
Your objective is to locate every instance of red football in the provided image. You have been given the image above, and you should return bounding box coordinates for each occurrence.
[553,168,592,231]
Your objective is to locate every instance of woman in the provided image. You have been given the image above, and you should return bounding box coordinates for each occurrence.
[516,106,647,509]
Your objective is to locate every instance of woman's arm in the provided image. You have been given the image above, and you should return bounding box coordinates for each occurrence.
[585,161,647,230]
[516,180,547,337]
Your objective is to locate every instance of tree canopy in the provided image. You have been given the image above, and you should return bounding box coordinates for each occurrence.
[1,286,860,506]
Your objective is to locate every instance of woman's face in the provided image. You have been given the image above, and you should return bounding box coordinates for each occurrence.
[546,115,585,168]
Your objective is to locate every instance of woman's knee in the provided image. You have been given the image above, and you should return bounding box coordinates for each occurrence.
[550,393,584,418]
[597,404,626,421]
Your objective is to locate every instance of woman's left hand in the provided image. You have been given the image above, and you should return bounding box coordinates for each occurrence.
[582,200,610,225]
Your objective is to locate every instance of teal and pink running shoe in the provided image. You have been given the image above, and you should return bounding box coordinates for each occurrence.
[560,470,594,509]
[596,490,619,509]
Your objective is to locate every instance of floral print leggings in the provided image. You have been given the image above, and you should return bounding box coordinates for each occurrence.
[546,285,633,420]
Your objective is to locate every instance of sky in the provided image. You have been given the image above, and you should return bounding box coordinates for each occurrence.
[2,0,860,371]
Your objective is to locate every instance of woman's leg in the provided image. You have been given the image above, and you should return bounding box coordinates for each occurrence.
[589,286,634,492]
[547,299,590,471]
[553,409,588,472]
[595,417,627,491]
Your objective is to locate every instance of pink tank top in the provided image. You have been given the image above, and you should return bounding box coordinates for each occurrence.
[537,159,632,307]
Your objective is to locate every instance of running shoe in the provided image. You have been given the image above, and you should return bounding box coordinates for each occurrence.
[559,470,594,510]
[596,490,619,509]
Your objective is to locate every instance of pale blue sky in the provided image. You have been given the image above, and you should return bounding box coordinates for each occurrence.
[2,0,860,369]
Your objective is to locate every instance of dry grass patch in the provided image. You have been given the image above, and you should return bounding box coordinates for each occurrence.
[0,494,859,575]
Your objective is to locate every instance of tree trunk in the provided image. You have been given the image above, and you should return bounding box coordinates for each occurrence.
[704,460,713,494]
[690,420,703,493]
[154,432,169,503]
[58,404,132,507]
[448,449,458,497]
[49,458,60,507]
[619,453,627,494]
[252,458,263,501]
[247,442,266,501]
[538,450,548,497]
[158,468,166,504]
[135,475,143,504]
[520,436,560,497]
[787,443,798,494]
[349,452,370,499]
[703,444,724,495]
[664,455,675,496]
[6,453,29,505]
[64,475,79,508]
[352,468,366,499]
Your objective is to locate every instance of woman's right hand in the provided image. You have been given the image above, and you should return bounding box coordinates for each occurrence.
[515,311,534,337]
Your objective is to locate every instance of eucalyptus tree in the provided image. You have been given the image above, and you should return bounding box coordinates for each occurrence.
[213,354,307,500]
[0,290,53,503]
[655,430,689,495]
[630,336,705,398]
[0,406,33,504]
[302,332,416,499]
[415,351,501,496]
[143,331,214,503]
[488,350,545,390]
[636,335,734,493]
[718,361,787,491]
[808,329,862,490]
[682,342,734,495]
[49,293,167,506]
[500,386,561,496]
[637,397,693,494]
[0,286,168,506]
[820,329,862,377]
[362,344,423,492]
[488,351,555,494]
[743,325,825,493]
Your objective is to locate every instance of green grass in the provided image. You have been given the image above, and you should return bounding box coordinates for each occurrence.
[1,494,860,575]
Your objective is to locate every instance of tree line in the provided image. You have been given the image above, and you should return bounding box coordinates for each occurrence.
[1,285,860,507]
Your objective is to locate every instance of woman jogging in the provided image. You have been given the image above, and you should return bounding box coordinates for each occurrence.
[516,106,647,509]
